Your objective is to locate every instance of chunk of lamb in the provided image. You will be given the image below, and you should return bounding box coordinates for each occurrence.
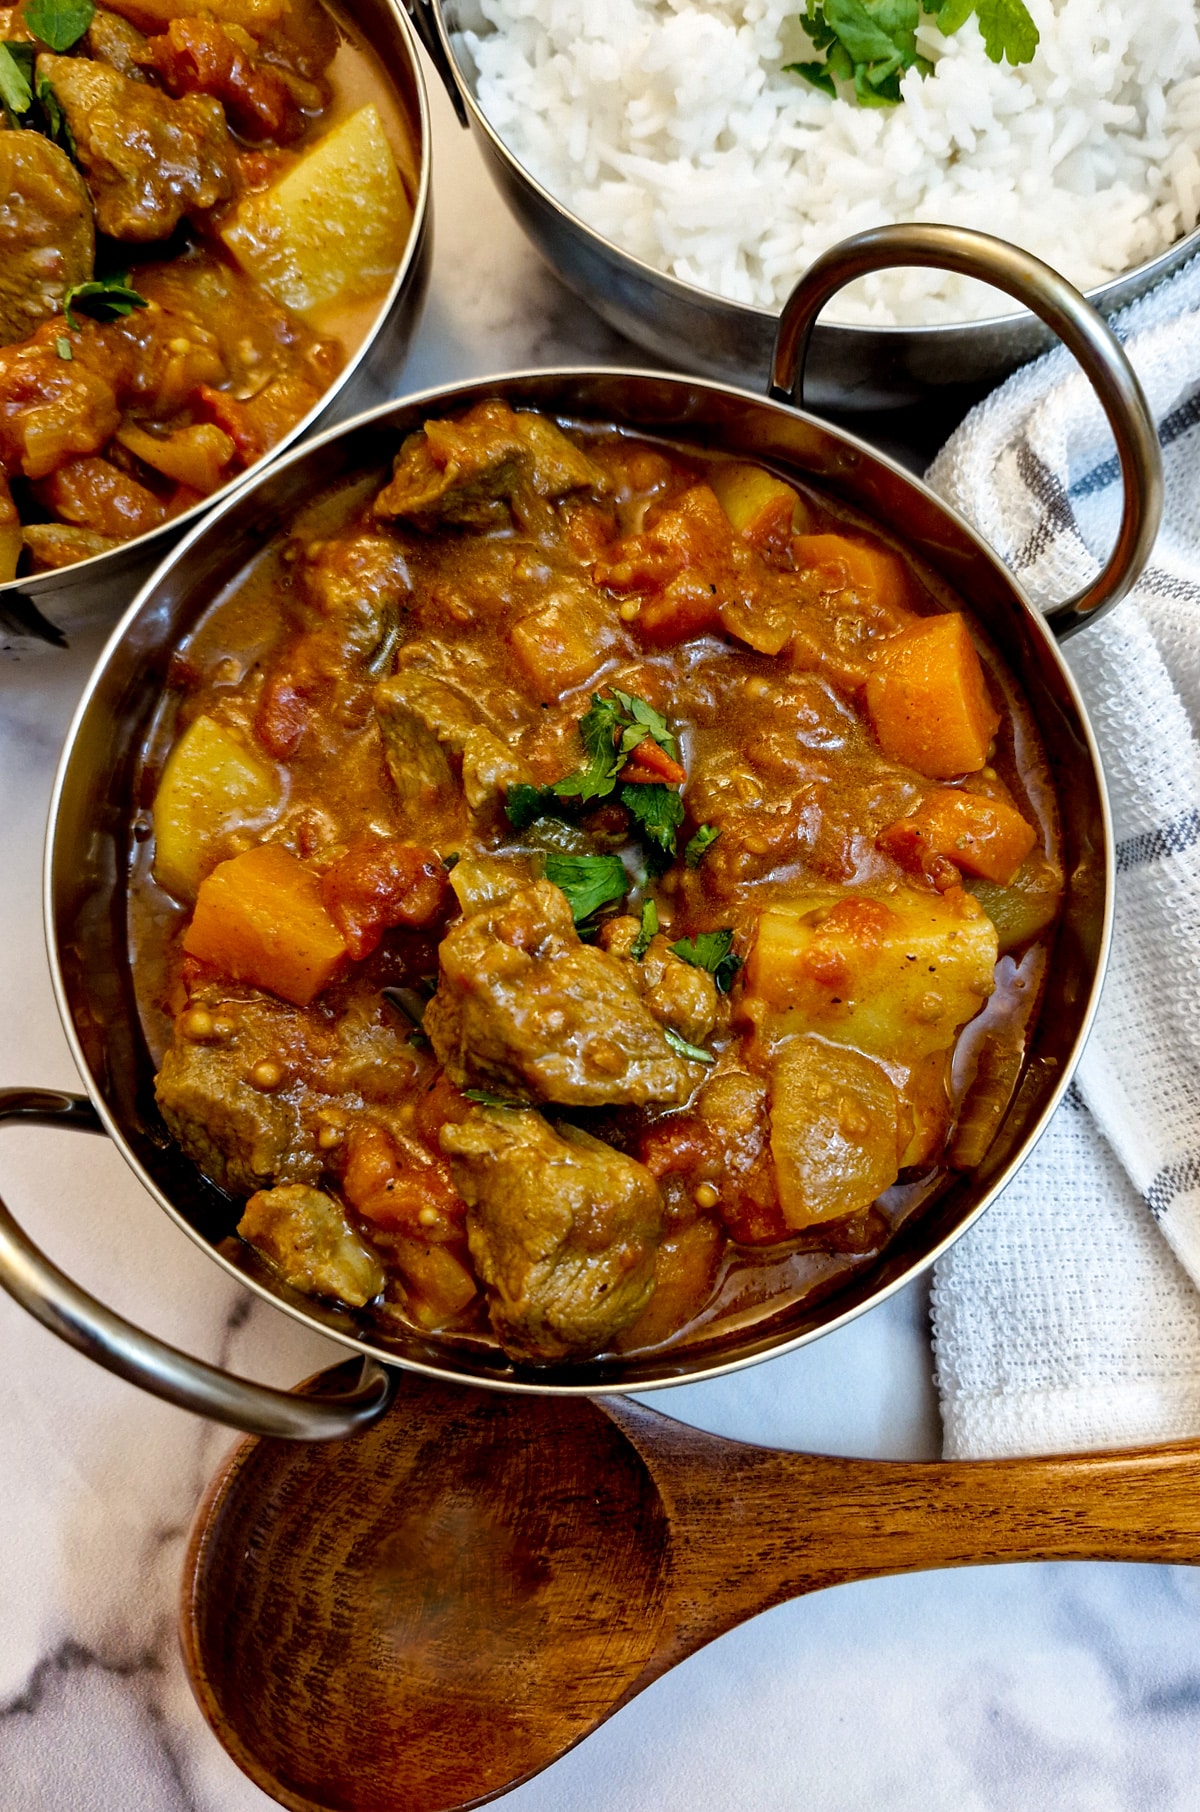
[84,7,151,76]
[374,399,605,529]
[40,54,237,241]
[424,881,698,1107]
[374,669,531,840]
[602,918,719,1048]
[441,1108,664,1361]
[0,133,95,347]
[239,1183,385,1307]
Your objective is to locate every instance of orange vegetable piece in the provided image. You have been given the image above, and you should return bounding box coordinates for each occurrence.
[865,613,1000,778]
[183,843,348,1007]
[881,789,1038,886]
[621,736,687,787]
[792,533,911,616]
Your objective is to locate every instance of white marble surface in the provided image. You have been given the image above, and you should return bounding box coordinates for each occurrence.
[2,54,1199,1812]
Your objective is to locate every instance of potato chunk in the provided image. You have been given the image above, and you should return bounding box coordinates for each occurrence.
[746,886,998,1064]
[222,104,411,316]
[769,1036,901,1229]
[152,713,281,901]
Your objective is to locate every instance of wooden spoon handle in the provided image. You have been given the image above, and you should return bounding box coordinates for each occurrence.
[603,1400,1200,1675]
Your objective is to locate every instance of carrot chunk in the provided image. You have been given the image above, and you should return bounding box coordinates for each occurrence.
[880,789,1038,886]
[792,533,912,616]
[865,613,1000,778]
[183,843,348,1007]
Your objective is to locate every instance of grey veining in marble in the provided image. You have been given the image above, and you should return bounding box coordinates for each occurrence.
[2,53,1199,1812]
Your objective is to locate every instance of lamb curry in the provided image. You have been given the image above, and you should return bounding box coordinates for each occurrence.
[131,400,1064,1366]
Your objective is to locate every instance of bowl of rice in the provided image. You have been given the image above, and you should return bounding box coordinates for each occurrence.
[408,0,1200,406]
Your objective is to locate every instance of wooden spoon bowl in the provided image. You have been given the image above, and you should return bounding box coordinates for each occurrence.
[182,1362,1200,1812]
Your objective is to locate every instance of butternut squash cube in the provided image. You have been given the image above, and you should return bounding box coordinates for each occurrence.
[711,462,809,552]
[865,612,1000,778]
[882,788,1038,886]
[183,843,348,1006]
[152,713,281,902]
[222,105,412,317]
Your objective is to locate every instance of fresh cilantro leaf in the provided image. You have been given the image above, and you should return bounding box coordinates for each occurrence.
[825,0,915,64]
[55,335,72,360]
[37,78,74,156]
[664,1027,715,1065]
[543,852,628,925]
[975,0,1038,64]
[630,898,659,961]
[24,0,94,52]
[784,57,837,95]
[684,824,721,868]
[620,781,685,867]
[670,928,744,994]
[504,782,561,830]
[926,0,974,28]
[552,692,625,803]
[609,688,679,761]
[63,275,149,330]
[462,1089,528,1109]
[0,41,32,114]
[443,851,459,870]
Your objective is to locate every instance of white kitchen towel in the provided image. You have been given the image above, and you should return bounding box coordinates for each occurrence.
[928,255,1200,1459]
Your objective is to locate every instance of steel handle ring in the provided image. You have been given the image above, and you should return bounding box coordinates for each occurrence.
[770,224,1163,637]
[0,1087,395,1439]
[402,0,470,127]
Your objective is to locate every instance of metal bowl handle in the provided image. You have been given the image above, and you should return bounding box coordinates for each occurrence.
[0,1088,395,1439]
[402,0,470,127]
[770,224,1163,638]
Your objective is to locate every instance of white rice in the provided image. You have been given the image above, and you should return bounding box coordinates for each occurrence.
[457,0,1200,324]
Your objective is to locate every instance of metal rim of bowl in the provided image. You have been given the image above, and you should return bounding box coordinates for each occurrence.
[0,0,433,611]
[30,361,1113,1410]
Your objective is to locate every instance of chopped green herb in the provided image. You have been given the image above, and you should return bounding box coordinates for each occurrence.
[684,824,721,868]
[664,1027,715,1065]
[630,898,659,961]
[462,1089,528,1109]
[406,1029,431,1052]
[543,852,628,925]
[63,274,149,331]
[24,0,94,52]
[787,0,1036,106]
[55,336,72,360]
[620,781,685,868]
[670,928,744,994]
[504,687,685,835]
[0,41,33,115]
[37,78,74,156]
[442,851,460,870]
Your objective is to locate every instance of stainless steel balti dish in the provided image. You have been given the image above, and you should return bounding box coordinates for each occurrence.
[1,0,432,647]
[405,0,1198,410]
[0,227,1162,1440]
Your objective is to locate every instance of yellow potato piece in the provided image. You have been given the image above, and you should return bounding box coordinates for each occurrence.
[769,1035,901,1230]
[222,104,412,316]
[152,714,281,902]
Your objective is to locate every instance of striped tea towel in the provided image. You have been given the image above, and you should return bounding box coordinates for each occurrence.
[927,256,1200,1459]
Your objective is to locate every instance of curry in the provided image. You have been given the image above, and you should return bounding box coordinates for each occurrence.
[0,0,415,576]
[131,400,1064,1365]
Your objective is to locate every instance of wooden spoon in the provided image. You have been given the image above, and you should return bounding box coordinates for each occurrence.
[182,1362,1200,1812]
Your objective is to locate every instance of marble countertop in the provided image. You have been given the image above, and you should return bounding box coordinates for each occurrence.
[2,52,1199,1812]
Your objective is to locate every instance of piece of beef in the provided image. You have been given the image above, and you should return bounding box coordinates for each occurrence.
[0,133,95,348]
[41,54,238,241]
[441,1107,664,1361]
[601,919,719,1048]
[238,1182,385,1306]
[374,670,531,831]
[374,399,605,529]
[84,7,151,76]
[424,881,698,1108]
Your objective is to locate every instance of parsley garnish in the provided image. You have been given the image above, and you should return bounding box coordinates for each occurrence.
[24,0,94,52]
[630,899,658,961]
[787,0,1037,107]
[462,1089,528,1109]
[684,824,721,868]
[543,852,628,925]
[664,1027,715,1065]
[63,275,149,331]
[506,688,688,863]
[55,335,72,360]
[0,41,33,115]
[670,928,743,994]
[620,781,684,872]
[38,78,75,156]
